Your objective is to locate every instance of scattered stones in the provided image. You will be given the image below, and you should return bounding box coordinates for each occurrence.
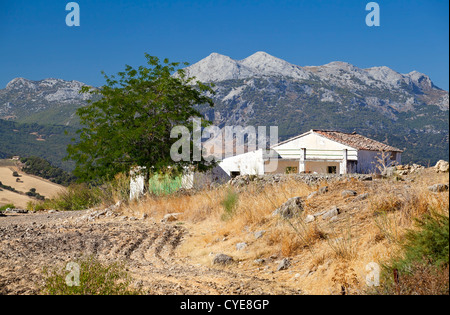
[254,230,266,239]
[229,174,372,188]
[272,197,304,219]
[4,208,28,214]
[321,206,340,220]
[396,164,425,176]
[213,254,234,266]
[236,242,248,251]
[428,184,449,193]
[277,258,290,271]
[435,160,449,173]
[341,190,357,198]
[254,258,266,265]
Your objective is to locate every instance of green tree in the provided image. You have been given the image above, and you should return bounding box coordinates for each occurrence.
[67,54,215,183]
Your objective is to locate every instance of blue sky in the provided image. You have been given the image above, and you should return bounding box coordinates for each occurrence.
[1,0,449,90]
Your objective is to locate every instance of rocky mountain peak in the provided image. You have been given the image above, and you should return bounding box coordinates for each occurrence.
[6,78,36,91]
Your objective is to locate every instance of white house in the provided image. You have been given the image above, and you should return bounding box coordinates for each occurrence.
[133,129,403,193]
[216,129,403,178]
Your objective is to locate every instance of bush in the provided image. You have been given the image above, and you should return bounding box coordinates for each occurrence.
[41,256,143,295]
[220,188,239,221]
[0,204,15,212]
[48,183,102,211]
[394,213,449,269]
[28,174,131,211]
[375,213,449,295]
[25,188,45,201]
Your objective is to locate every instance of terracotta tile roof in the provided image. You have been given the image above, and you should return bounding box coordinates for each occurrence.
[314,130,403,152]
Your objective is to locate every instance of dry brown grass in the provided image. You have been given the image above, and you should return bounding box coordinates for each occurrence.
[123,168,449,295]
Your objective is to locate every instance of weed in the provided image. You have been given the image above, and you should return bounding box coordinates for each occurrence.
[41,256,143,295]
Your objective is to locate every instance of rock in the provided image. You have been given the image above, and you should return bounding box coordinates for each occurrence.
[272,197,304,219]
[353,193,369,202]
[0,212,5,217]
[435,160,449,173]
[341,190,357,198]
[236,242,248,251]
[329,216,340,223]
[254,258,266,265]
[322,206,340,220]
[4,208,28,214]
[254,230,266,239]
[428,184,449,193]
[306,191,318,200]
[141,213,148,220]
[304,215,315,223]
[318,186,328,194]
[277,258,291,271]
[213,254,234,266]
[382,166,396,177]
[161,213,181,223]
[313,209,328,217]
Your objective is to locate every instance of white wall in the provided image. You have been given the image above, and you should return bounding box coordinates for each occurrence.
[273,132,357,160]
[129,167,146,200]
[219,149,265,176]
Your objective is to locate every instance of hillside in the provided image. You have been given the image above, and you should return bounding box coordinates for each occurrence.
[0,166,448,295]
[0,160,66,208]
[0,78,91,126]
[0,119,77,171]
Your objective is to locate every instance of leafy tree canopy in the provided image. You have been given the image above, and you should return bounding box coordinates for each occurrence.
[66,54,215,183]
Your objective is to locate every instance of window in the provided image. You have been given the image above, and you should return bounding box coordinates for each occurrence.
[328,166,337,174]
[285,167,298,174]
[390,152,397,161]
[230,171,241,178]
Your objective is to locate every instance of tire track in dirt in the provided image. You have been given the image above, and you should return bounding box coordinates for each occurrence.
[0,211,301,295]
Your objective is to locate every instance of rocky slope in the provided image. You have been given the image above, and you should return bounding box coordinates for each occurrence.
[0,78,91,126]
[186,52,448,164]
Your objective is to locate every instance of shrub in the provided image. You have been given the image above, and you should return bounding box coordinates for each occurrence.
[48,183,102,211]
[220,188,239,221]
[41,256,143,295]
[0,204,15,212]
[394,213,449,269]
[375,213,449,295]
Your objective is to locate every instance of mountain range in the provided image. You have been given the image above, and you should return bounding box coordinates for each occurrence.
[0,51,448,168]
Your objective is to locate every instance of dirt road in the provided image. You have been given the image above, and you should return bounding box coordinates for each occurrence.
[0,210,301,295]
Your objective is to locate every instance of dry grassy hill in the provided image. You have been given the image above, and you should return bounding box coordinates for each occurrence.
[0,160,66,208]
[120,167,449,294]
